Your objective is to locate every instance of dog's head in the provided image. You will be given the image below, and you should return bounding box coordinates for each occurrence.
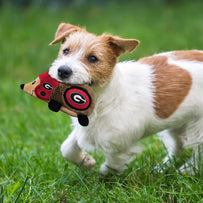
[49,23,139,86]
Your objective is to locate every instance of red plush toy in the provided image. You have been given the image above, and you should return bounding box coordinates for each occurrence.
[20,72,95,126]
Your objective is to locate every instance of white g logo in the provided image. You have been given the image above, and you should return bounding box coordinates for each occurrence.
[71,93,86,105]
[43,83,53,90]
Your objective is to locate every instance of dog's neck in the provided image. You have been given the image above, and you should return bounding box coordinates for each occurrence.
[91,63,125,109]
[91,60,155,116]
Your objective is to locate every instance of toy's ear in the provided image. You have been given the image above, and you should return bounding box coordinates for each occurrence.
[49,23,84,45]
[102,34,140,56]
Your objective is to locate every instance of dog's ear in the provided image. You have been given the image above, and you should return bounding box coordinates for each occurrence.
[104,35,140,56]
[49,23,83,45]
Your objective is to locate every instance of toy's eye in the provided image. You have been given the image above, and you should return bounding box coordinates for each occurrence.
[88,55,98,63]
[63,48,70,56]
[32,81,36,85]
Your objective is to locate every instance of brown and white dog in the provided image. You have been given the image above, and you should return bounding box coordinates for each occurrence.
[49,23,203,175]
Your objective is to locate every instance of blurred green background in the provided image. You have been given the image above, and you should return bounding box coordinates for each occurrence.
[1,0,203,81]
[0,0,203,201]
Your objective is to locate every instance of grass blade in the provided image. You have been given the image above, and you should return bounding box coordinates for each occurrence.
[69,164,89,192]
[0,186,4,203]
[4,182,20,203]
[14,176,29,203]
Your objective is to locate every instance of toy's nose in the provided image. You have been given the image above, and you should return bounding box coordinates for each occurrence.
[20,84,25,90]
[58,66,73,79]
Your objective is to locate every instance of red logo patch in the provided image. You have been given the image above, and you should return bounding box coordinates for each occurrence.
[64,87,91,110]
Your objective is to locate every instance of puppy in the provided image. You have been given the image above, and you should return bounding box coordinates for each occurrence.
[49,23,203,175]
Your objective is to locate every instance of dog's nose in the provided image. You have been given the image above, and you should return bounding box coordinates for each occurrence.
[58,66,73,79]
[20,84,25,90]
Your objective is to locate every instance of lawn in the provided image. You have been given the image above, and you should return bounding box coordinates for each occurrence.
[0,0,203,202]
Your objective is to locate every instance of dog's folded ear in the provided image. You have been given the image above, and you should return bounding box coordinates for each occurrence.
[104,35,140,56]
[49,23,84,45]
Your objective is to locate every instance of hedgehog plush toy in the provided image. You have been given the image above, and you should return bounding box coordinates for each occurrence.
[20,72,95,126]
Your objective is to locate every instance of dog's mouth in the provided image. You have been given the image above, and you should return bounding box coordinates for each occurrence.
[58,79,93,87]
[55,76,94,86]
[88,80,94,86]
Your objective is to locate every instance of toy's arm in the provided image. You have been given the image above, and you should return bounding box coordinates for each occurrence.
[48,100,62,112]
[78,114,89,127]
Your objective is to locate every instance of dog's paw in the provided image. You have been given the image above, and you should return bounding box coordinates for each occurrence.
[178,160,196,175]
[100,163,120,176]
[80,153,96,170]
[153,156,173,173]
[153,162,170,173]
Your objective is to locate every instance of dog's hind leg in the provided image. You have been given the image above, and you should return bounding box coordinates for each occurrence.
[179,144,203,175]
[178,118,203,174]
[155,126,186,172]
[100,146,141,175]
[61,130,96,170]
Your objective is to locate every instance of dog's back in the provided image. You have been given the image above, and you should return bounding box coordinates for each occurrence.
[136,50,203,173]
[138,50,203,142]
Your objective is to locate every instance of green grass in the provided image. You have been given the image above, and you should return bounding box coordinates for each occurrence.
[0,1,203,202]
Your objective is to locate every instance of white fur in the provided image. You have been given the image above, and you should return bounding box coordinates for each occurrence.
[50,51,203,175]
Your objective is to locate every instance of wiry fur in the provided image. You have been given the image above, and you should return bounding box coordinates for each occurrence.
[49,23,203,175]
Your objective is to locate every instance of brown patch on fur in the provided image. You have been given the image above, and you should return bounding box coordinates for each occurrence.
[82,35,120,86]
[139,55,192,118]
[102,34,140,56]
[173,50,203,62]
[84,35,139,86]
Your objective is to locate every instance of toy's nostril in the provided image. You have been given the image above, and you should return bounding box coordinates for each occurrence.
[20,84,25,90]
[58,66,73,79]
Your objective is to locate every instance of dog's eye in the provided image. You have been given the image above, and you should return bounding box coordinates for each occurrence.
[63,48,70,56]
[88,55,98,63]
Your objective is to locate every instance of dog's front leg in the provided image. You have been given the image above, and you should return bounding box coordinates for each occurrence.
[61,130,96,170]
[100,146,139,175]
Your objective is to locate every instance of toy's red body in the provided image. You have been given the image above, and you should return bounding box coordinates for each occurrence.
[34,72,60,101]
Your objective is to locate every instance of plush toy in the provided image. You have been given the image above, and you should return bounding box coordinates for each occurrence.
[20,72,95,126]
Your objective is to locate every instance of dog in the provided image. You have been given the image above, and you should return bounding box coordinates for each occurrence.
[48,23,203,175]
